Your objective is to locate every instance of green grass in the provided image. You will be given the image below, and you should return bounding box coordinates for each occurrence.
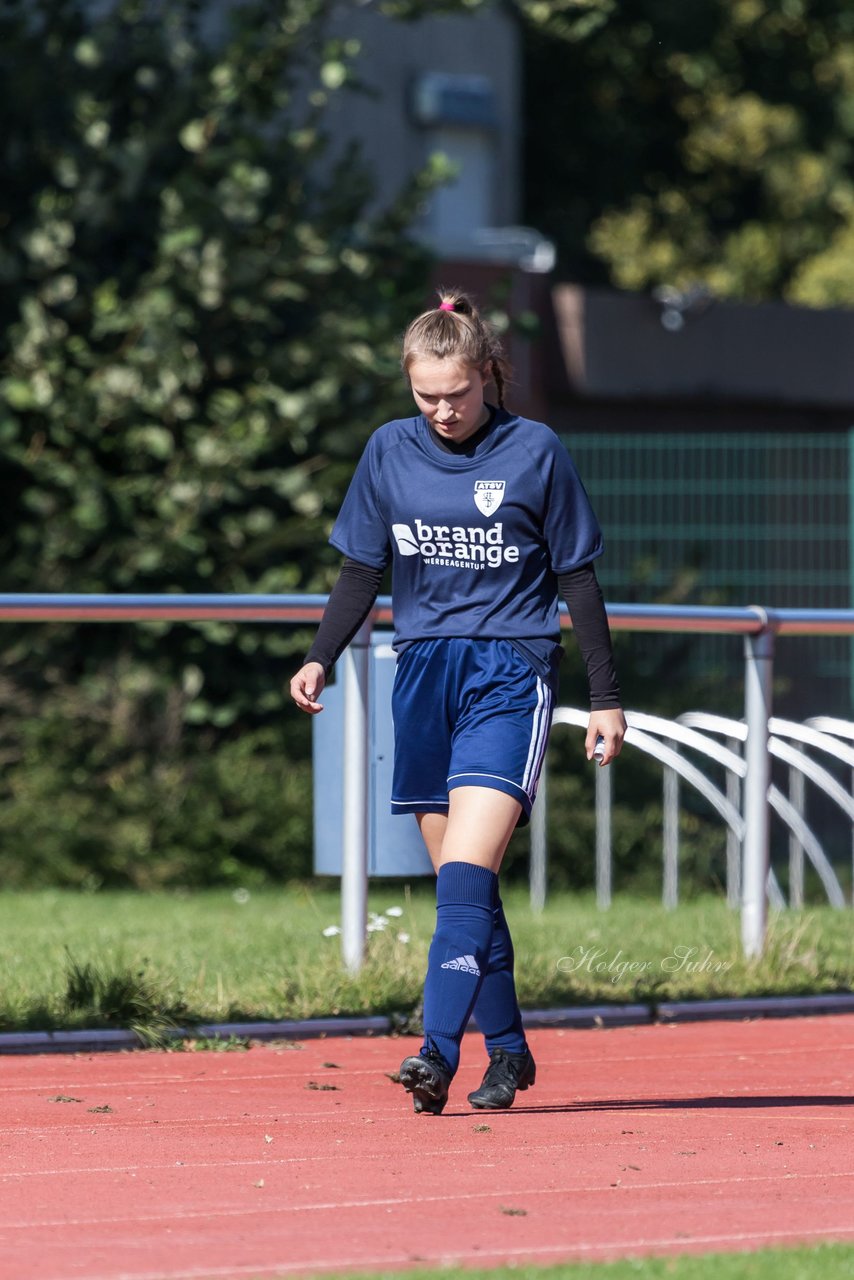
[0,886,852,1035]
[284,1243,854,1280]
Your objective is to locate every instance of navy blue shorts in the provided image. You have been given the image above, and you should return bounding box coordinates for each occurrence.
[390,638,554,824]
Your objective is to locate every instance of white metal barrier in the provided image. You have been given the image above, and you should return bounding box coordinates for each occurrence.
[535,707,853,938]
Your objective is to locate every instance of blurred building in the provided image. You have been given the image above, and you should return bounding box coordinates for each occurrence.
[327,3,534,261]
[330,1,853,718]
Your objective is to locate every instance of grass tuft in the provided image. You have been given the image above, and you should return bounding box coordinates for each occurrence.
[62,950,183,1046]
[170,1035,251,1053]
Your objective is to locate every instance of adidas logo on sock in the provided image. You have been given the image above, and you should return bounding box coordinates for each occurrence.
[440,954,481,976]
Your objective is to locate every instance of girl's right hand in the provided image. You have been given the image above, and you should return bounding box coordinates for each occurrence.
[289,662,326,714]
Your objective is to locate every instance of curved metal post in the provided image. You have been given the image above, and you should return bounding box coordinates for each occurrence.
[767,742,848,906]
[341,619,372,973]
[663,740,679,909]
[595,760,612,909]
[620,726,745,838]
[788,744,805,908]
[552,709,748,907]
[805,717,854,907]
[726,736,742,908]
[742,627,774,958]
[530,753,548,913]
[768,787,845,908]
[683,711,846,908]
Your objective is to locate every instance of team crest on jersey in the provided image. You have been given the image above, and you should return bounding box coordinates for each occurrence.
[474,480,505,517]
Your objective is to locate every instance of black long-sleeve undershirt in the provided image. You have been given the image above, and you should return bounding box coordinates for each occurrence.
[557,567,622,709]
[305,559,621,709]
[304,559,385,675]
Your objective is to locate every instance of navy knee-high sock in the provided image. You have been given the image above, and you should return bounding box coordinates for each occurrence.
[421,861,497,1074]
[471,897,527,1057]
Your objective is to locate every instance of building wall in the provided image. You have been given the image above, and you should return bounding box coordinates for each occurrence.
[548,284,854,410]
[326,2,522,254]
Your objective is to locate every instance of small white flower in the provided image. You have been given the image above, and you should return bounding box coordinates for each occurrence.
[397,932,410,944]
[232,888,250,905]
[322,925,341,937]
[368,913,388,930]
[385,906,403,917]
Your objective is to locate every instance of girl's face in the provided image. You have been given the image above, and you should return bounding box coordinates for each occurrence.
[408,356,490,444]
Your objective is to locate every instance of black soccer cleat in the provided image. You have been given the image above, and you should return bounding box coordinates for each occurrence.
[467,1046,536,1110]
[398,1048,453,1115]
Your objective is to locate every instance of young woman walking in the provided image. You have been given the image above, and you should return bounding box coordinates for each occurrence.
[291,290,626,1114]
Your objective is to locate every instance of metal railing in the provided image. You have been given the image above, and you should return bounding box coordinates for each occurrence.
[2,594,853,969]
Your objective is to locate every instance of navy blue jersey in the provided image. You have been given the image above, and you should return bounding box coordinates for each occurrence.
[329,409,604,685]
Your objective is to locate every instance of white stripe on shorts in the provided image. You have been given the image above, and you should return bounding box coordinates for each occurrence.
[447,771,528,795]
[522,677,552,798]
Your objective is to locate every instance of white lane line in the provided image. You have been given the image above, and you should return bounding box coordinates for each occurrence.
[2,1035,852,1094]
[2,1115,851,1174]
[17,1223,854,1280]
[1,1166,853,1225]
[2,1090,850,1140]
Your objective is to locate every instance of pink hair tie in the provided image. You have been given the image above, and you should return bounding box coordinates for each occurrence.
[438,301,456,312]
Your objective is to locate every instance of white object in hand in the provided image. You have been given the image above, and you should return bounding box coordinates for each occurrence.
[593,735,606,763]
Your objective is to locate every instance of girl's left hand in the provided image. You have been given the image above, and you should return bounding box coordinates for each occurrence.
[585,708,627,765]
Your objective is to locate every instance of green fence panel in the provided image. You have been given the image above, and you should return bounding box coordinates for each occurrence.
[564,431,853,714]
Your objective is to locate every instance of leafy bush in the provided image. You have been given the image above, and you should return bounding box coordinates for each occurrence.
[0,0,436,889]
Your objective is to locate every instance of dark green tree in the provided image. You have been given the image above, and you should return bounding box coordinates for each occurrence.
[0,0,437,887]
[365,0,854,303]
[516,0,854,303]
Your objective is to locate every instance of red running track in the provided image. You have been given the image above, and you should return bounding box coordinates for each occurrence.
[1,1016,853,1280]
